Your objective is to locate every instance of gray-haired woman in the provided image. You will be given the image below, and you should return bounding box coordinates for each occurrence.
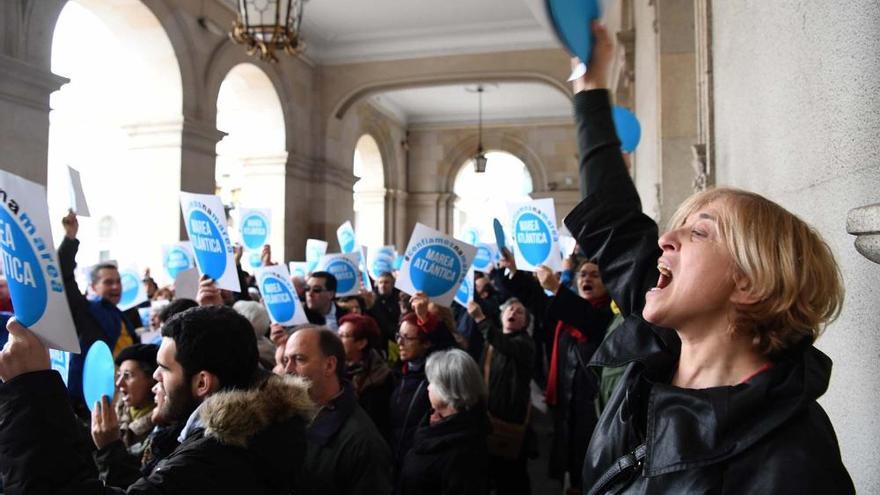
[397,348,489,495]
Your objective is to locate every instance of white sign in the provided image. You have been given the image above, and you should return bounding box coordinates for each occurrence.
[179,192,239,291]
[507,198,562,272]
[0,170,79,352]
[117,265,148,311]
[471,243,497,273]
[255,265,309,327]
[305,239,328,274]
[336,221,357,254]
[454,266,476,307]
[559,234,577,258]
[397,223,477,307]
[50,349,70,386]
[173,266,199,301]
[367,245,396,279]
[316,252,362,297]
[67,166,90,217]
[237,208,271,270]
[162,242,195,284]
[288,261,309,279]
[357,247,373,291]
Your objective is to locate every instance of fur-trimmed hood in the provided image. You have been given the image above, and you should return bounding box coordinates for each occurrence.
[200,374,316,448]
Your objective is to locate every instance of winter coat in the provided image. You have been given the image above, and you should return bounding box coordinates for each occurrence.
[397,404,490,495]
[566,88,854,494]
[347,349,394,440]
[389,357,431,465]
[478,319,534,424]
[93,422,184,489]
[297,383,393,495]
[0,370,314,494]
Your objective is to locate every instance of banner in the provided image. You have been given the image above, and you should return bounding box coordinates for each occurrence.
[162,242,195,283]
[507,198,562,272]
[179,192,239,291]
[67,166,90,217]
[316,252,362,297]
[305,239,328,274]
[255,264,309,327]
[397,223,476,307]
[336,221,357,254]
[0,170,79,352]
[117,266,148,311]
[453,266,475,307]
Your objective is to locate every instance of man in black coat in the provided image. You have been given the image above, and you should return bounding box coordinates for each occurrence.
[0,305,313,494]
[282,326,393,495]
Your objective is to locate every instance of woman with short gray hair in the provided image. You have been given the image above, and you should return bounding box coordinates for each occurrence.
[397,348,489,495]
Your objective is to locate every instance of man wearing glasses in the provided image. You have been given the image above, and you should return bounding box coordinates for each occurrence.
[304,272,349,332]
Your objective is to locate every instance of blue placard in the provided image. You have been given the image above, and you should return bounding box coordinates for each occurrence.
[326,258,358,295]
[392,254,404,271]
[612,105,642,153]
[50,349,70,387]
[545,0,602,64]
[493,218,507,252]
[409,245,463,298]
[119,271,140,308]
[472,244,493,272]
[336,221,356,254]
[0,208,49,327]
[260,273,296,323]
[240,211,270,250]
[247,250,262,269]
[515,212,554,266]
[83,341,116,412]
[187,209,228,280]
[164,246,193,280]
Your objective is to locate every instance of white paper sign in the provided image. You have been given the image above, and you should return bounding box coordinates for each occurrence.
[454,266,476,307]
[50,349,70,386]
[397,223,477,307]
[67,166,90,217]
[173,266,200,301]
[559,234,577,258]
[507,198,562,272]
[471,243,497,273]
[316,252,362,297]
[255,265,309,327]
[162,242,195,284]
[179,192,239,291]
[358,246,373,292]
[117,265,148,311]
[288,261,309,279]
[237,208,271,270]
[305,239,328,274]
[0,170,79,352]
[336,221,357,254]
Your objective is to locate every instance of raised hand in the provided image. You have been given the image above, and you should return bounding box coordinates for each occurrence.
[196,275,223,307]
[572,21,615,93]
[466,301,486,323]
[498,248,518,275]
[61,209,79,240]
[261,244,276,267]
[233,245,244,265]
[536,265,561,294]
[411,292,430,322]
[91,395,121,449]
[359,288,376,310]
[0,318,50,383]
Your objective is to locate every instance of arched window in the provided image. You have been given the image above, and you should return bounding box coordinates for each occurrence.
[353,135,385,247]
[453,151,533,241]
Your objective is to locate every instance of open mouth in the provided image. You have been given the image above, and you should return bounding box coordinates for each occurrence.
[653,261,673,291]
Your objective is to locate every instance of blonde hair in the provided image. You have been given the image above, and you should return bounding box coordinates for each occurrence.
[669,188,844,356]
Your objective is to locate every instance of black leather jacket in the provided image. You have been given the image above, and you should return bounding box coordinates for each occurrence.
[565,89,854,494]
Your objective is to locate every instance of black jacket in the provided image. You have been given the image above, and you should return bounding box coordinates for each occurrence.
[389,358,431,466]
[0,371,313,495]
[397,404,490,495]
[565,89,854,494]
[479,319,534,424]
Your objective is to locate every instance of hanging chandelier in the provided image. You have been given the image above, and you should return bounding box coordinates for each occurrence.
[231,0,306,63]
[473,85,487,173]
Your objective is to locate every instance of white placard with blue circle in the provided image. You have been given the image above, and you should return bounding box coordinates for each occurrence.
[368,245,396,279]
[316,252,362,297]
[358,247,373,291]
[453,266,475,307]
[397,223,477,308]
[162,242,195,283]
[305,239,328,274]
[50,349,70,386]
[0,169,79,352]
[83,340,115,412]
[179,192,239,292]
[117,266,148,311]
[288,261,309,279]
[472,243,496,272]
[237,208,271,250]
[508,198,562,272]
[336,221,357,254]
[255,264,309,327]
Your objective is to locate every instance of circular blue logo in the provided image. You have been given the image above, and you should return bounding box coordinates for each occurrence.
[473,246,492,271]
[327,259,357,294]
[188,210,227,279]
[464,228,479,246]
[241,214,269,250]
[119,272,140,307]
[514,212,552,266]
[165,247,192,279]
[370,257,393,279]
[0,208,48,326]
[409,245,462,297]
[260,274,295,323]
[339,230,355,253]
[455,276,471,304]
[247,251,262,269]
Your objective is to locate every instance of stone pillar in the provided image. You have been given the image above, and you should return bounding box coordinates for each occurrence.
[239,153,290,262]
[354,189,386,249]
[0,55,68,185]
[386,188,409,250]
[178,116,225,239]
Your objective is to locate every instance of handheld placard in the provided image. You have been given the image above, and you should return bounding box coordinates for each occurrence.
[237,208,271,250]
[255,265,309,327]
[118,266,148,311]
[316,253,362,297]
[545,0,602,64]
[179,192,239,291]
[493,218,507,252]
[83,341,115,412]
[508,198,562,272]
[162,242,195,283]
[453,266,476,307]
[336,221,357,254]
[288,261,308,279]
[67,166,91,217]
[368,245,396,279]
[612,105,642,153]
[396,223,477,307]
[50,349,70,386]
[173,266,200,301]
[305,239,328,274]
[472,243,495,272]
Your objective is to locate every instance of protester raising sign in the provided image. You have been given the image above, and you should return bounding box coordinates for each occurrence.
[368,245,396,279]
[255,265,309,327]
[472,243,496,273]
[162,242,195,283]
[179,192,239,291]
[316,252,362,297]
[397,223,476,307]
[507,198,562,272]
[0,169,79,352]
[453,266,476,307]
[237,208,271,269]
[305,239,328,274]
[118,266,148,311]
[336,221,357,254]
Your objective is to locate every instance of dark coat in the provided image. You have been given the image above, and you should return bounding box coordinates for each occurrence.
[566,88,854,494]
[347,349,394,440]
[0,371,312,495]
[297,383,393,495]
[93,422,184,489]
[397,405,490,495]
[479,319,534,424]
[389,357,431,466]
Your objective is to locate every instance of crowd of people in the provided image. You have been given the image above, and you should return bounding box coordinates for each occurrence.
[0,22,855,495]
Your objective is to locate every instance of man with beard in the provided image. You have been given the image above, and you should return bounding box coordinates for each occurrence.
[0,306,314,494]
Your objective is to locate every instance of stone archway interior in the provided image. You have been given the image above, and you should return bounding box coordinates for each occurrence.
[353,134,386,247]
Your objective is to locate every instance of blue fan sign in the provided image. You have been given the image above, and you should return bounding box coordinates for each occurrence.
[187,207,230,280]
[164,246,193,279]
[408,243,464,298]
[0,207,57,327]
[260,273,296,323]
[119,271,141,308]
[327,258,358,294]
[455,274,472,305]
[514,209,555,266]
[83,341,115,413]
[612,106,642,153]
[240,212,269,250]
[472,245,493,271]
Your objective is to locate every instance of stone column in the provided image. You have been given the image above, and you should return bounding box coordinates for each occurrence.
[179,116,225,238]
[354,189,386,248]
[239,153,290,262]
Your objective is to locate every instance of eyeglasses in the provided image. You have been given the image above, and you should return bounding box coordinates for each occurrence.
[305,286,326,294]
[338,332,355,339]
[395,333,422,344]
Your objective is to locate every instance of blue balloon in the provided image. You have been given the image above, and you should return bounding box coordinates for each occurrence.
[83,341,115,412]
[0,209,48,327]
[260,274,296,323]
[612,105,642,153]
[514,212,553,266]
[119,272,140,308]
[327,259,357,294]
[240,213,269,250]
[410,245,462,297]
[188,210,227,280]
[545,0,602,64]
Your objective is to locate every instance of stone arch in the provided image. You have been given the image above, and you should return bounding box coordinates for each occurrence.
[441,133,549,194]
